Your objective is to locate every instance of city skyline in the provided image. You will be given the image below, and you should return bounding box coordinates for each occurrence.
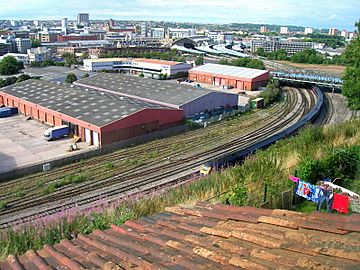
[0,0,359,31]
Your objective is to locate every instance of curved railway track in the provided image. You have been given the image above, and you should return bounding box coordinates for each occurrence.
[0,87,319,229]
[0,99,288,188]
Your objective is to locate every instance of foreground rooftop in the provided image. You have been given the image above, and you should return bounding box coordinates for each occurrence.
[1,203,359,269]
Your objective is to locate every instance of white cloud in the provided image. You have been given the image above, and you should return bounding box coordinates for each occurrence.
[0,0,358,30]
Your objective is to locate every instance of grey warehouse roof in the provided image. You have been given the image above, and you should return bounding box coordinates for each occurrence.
[23,66,96,83]
[76,73,216,106]
[1,79,169,127]
[190,63,268,79]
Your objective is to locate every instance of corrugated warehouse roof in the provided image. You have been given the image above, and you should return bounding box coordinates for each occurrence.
[0,80,169,127]
[76,73,217,107]
[1,203,359,269]
[190,63,269,80]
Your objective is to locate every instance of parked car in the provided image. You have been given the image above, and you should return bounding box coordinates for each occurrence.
[193,83,202,88]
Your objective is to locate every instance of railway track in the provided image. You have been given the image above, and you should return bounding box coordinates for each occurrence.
[0,87,318,229]
[0,94,291,195]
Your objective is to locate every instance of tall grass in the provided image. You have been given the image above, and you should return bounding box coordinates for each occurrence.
[0,119,359,260]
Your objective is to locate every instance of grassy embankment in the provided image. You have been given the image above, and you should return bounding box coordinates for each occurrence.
[0,118,359,260]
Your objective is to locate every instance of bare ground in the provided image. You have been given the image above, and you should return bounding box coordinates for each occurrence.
[275,61,345,77]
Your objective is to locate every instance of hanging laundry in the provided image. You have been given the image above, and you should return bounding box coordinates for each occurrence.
[316,190,333,212]
[295,180,323,203]
[289,175,300,183]
[332,193,349,214]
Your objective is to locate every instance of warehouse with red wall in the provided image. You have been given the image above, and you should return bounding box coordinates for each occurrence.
[0,80,184,147]
[189,63,270,91]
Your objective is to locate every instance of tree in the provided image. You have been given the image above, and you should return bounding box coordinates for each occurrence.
[41,59,55,67]
[82,52,89,59]
[195,56,204,66]
[29,61,41,67]
[30,39,41,48]
[255,48,266,57]
[61,53,78,66]
[0,56,24,75]
[219,58,230,65]
[342,21,360,109]
[16,74,31,83]
[65,73,77,83]
[139,73,144,78]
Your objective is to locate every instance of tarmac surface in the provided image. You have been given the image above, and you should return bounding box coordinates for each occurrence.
[0,114,93,174]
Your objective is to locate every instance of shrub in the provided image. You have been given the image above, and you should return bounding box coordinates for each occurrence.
[104,162,115,170]
[0,201,7,211]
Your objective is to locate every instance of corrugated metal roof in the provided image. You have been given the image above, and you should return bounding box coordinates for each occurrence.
[77,73,221,106]
[0,79,170,127]
[1,203,359,269]
[190,63,269,79]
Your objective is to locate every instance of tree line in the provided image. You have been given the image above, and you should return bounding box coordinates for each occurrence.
[218,57,266,70]
[0,74,39,88]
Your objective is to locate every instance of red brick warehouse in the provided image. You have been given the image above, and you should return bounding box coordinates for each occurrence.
[189,63,270,91]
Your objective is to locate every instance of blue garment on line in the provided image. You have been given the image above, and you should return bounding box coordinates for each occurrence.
[295,180,323,203]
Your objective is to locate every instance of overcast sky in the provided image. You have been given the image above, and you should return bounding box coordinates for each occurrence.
[0,0,359,30]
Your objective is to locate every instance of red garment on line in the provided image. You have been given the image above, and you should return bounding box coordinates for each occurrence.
[332,193,349,214]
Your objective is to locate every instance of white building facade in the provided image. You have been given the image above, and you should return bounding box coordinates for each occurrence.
[27,47,51,62]
[83,58,192,77]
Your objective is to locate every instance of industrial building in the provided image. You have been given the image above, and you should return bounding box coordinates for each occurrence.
[83,58,192,78]
[0,80,184,147]
[57,34,98,42]
[250,40,314,55]
[75,73,239,117]
[188,63,270,91]
[0,74,238,146]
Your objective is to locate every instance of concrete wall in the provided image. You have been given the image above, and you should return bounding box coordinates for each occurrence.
[0,125,187,181]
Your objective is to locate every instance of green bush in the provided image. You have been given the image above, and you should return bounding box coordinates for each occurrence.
[258,80,282,106]
[296,156,321,184]
[0,201,7,211]
[0,56,24,75]
[104,162,115,170]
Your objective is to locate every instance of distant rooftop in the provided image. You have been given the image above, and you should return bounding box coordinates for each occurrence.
[85,57,184,67]
[190,63,269,79]
[0,79,167,127]
[76,73,215,107]
[23,66,96,83]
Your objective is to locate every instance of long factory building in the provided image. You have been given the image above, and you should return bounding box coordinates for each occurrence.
[83,58,192,78]
[189,63,270,91]
[0,74,238,146]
